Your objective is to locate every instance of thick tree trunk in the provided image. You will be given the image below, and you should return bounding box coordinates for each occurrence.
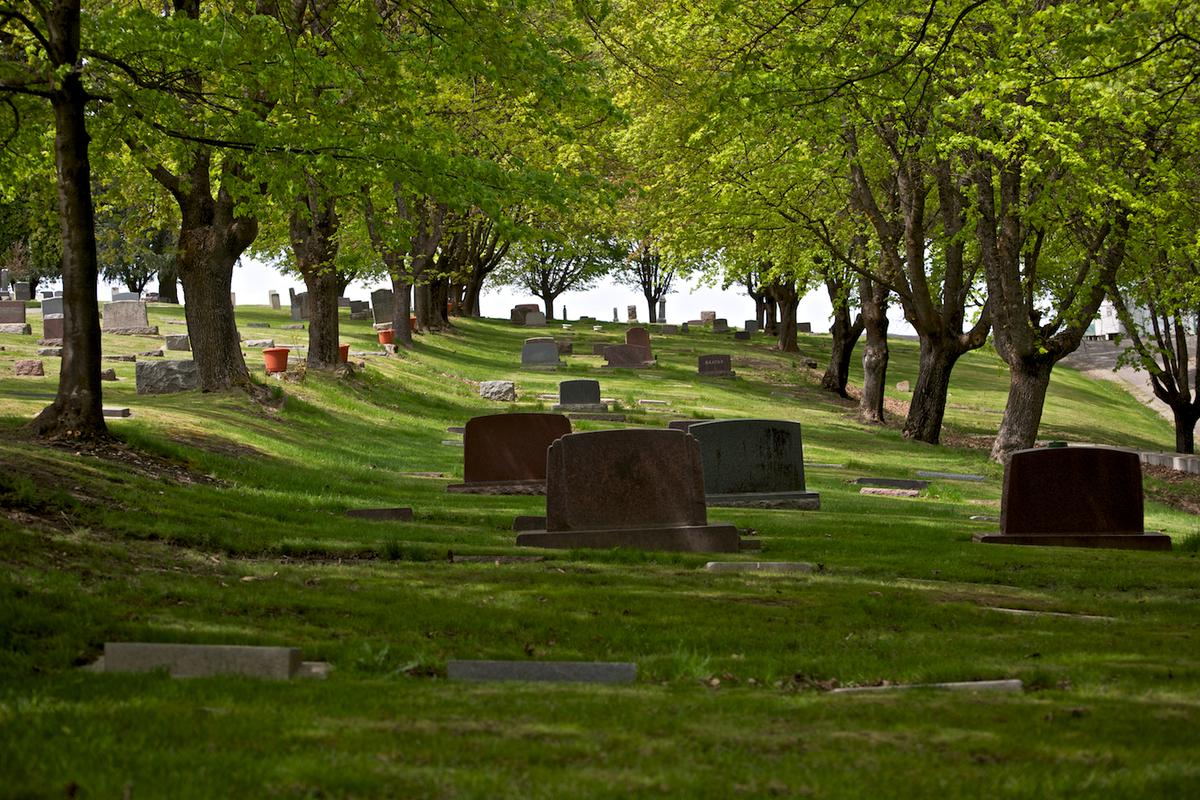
[539,294,556,321]
[32,15,107,440]
[903,339,960,443]
[179,246,249,391]
[157,260,179,303]
[821,296,864,397]
[1172,406,1198,454]
[858,276,890,425]
[755,298,766,329]
[765,298,778,336]
[463,277,485,317]
[413,283,433,332]
[391,276,413,348]
[772,283,799,352]
[646,293,658,323]
[430,278,451,328]
[990,357,1055,461]
[304,270,341,368]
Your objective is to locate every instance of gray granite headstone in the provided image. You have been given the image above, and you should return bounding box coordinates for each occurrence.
[0,268,8,291]
[289,289,310,321]
[41,297,63,317]
[712,318,729,333]
[688,419,819,509]
[744,320,759,334]
[521,338,562,366]
[626,305,637,322]
[112,291,139,301]
[658,300,666,321]
[559,379,601,405]
[136,360,200,394]
[269,291,281,310]
[698,354,734,377]
[371,289,394,324]
[102,642,301,680]
[798,322,812,333]
[524,310,547,327]
[102,300,150,331]
[13,283,31,301]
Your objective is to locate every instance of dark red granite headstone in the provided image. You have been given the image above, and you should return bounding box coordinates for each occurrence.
[974,446,1170,550]
[43,315,64,340]
[0,301,25,323]
[625,326,651,356]
[603,344,651,367]
[515,429,741,552]
[447,413,571,494]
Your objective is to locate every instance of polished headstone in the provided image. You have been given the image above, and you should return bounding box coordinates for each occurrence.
[41,297,64,317]
[688,419,819,509]
[602,343,652,368]
[698,354,734,377]
[0,300,25,323]
[447,412,571,494]
[521,337,563,367]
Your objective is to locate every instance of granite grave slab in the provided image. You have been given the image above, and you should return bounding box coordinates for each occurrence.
[447,412,572,495]
[688,419,820,509]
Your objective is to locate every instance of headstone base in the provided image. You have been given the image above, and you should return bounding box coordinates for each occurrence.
[563,412,628,422]
[551,403,608,413]
[973,531,1171,550]
[706,491,820,510]
[446,479,546,496]
[516,523,743,553]
[105,326,160,336]
[0,323,31,335]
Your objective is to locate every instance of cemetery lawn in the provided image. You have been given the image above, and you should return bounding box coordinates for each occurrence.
[2,307,1199,798]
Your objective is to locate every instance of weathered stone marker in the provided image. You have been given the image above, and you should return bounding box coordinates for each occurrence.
[289,288,310,321]
[798,322,813,333]
[744,320,759,334]
[510,303,540,324]
[447,412,572,494]
[135,360,200,395]
[516,428,743,553]
[688,419,820,509]
[0,322,31,335]
[698,354,735,377]
[102,300,158,335]
[0,300,25,324]
[102,643,303,680]
[602,343,653,368]
[164,334,191,351]
[269,290,281,310]
[447,660,636,684]
[479,380,516,401]
[975,446,1171,550]
[626,304,638,322]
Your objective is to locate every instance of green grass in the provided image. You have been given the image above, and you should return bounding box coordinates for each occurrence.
[1,305,1198,798]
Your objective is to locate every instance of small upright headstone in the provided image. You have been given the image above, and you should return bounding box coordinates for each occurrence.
[269,291,281,310]
[41,297,64,317]
[662,324,678,334]
[626,305,638,323]
[371,289,394,324]
[698,354,734,377]
[164,334,191,351]
[521,337,563,367]
[0,268,8,291]
[680,322,689,333]
[712,318,729,333]
[43,316,64,340]
[625,326,652,361]
[658,300,666,321]
[612,307,618,322]
[974,446,1170,550]
[447,413,572,494]
[289,289,310,321]
[700,311,716,325]
[798,322,813,333]
[524,310,547,327]
[13,283,31,302]
[0,300,25,324]
[734,331,750,341]
[689,420,819,509]
[102,301,158,334]
[896,380,911,392]
[515,429,742,553]
[744,320,759,334]
[337,297,351,308]
[553,379,606,413]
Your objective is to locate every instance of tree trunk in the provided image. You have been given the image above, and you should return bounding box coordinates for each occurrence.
[430,278,451,328]
[413,283,433,333]
[765,298,778,336]
[903,339,960,443]
[304,270,341,368]
[463,276,485,317]
[821,292,864,397]
[157,260,179,303]
[858,275,890,425]
[755,298,766,329]
[178,245,249,391]
[772,283,799,352]
[391,276,413,347]
[990,356,1055,461]
[290,191,341,369]
[1172,405,1198,454]
[646,292,658,323]
[32,7,107,440]
[540,294,556,321]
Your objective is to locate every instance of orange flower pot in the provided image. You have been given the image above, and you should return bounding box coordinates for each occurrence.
[263,347,289,374]
[378,328,395,345]
[408,315,417,332]
[339,344,350,363]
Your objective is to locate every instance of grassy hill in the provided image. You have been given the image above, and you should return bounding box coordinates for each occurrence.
[1,305,1198,798]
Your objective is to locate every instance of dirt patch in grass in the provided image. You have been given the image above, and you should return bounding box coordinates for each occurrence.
[1143,465,1200,515]
[172,433,265,461]
[53,437,224,487]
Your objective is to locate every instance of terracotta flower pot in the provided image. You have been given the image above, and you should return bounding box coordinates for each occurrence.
[339,344,350,363]
[408,315,417,332]
[378,328,395,345]
[263,347,289,374]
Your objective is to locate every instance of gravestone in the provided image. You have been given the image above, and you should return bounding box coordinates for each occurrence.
[14,359,44,376]
[371,289,394,324]
[136,360,200,395]
[521,337,563,367]
[744,320,759,334]
[667,419,706,432]
[289,289,310,321]
[625,326,652,361]
[0,300,25,323]
[164,334,191,351]
[734,331,750,341]
[553,379,606,412]
[524,310,547,327]
[112,291,139,301]
[855,477,928,490]
[662,324,678,334]
[230,292,237,306]
[101,643,304,680]
[510,303,540,324]
[13,282,31,301]
[680,322,689,333]
[515,429,742,553]
[448,660,636,684]
[688,420,820,509]
[712,318,729,333]
[896,380,911,392]
[798,322,812,333]
[554,338,573,355]
[479,380,516,401]
[698,354,735,377]
[447,412,572,494]
[41,297,63,317]
[591,343,609,356]
[603,343,653,368]
[102,300,158,335]
[974,446,1171,550]
[612,307,618,322]
[338,297,351,308]
[658,300,666,321]
[42,315,64,340]
[269,291,281,310]
[626,305,638,323]
[700,311,716,324]
[349,299,369,313]
[0,268,8,291]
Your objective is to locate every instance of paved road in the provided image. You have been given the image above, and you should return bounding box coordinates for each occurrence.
[1060,339,1182,423]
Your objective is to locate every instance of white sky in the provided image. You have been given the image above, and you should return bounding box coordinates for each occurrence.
[77,254,917,335]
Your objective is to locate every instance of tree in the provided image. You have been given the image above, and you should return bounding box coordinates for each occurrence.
[618,239,676,323]
[95,204,175,296]
[0,0,106,439]
[498,231,622,320]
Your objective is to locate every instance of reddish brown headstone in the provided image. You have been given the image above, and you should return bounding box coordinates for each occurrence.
[510,304,541,324]
[42,316,64,340]
[515,429,742,553]
[0,301,25,324]
[602,343,652,368]
[447,413,572,495]
[974,446,1171,550]
[698,354,734,377]
[625,326,651,352]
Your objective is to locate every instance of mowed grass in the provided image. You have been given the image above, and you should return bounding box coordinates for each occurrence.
[1,304,1198,798]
